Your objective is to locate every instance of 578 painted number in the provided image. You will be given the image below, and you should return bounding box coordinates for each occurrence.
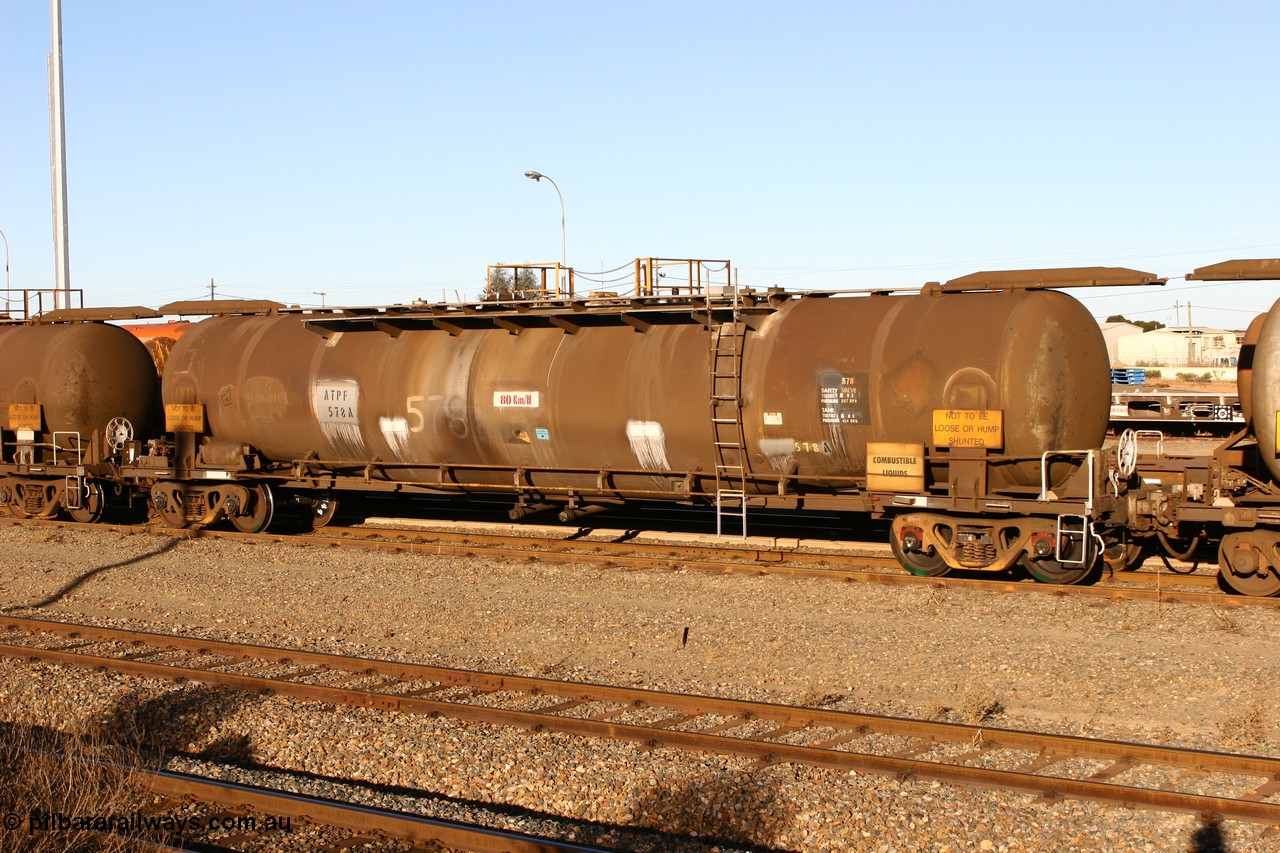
[406,396,426,433]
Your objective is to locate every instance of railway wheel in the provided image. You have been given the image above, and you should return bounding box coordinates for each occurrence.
[310,494,339,528]
[889,527,950,577]
[152,484,188,529]
[229,485,274,534]
[1218,531,1280,597]
[0,481,13,518]
[1022,555,1096,585]
[1021,530,1099,585]
[67,480,106,524]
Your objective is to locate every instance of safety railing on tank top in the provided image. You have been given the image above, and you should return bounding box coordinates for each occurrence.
[481,258,735,302]
[0,288,84,320]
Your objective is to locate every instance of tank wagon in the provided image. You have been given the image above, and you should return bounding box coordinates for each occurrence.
[1117,259,1280,596]
[13,256,1280,596]
[0,306,162,521]
[99,261,1160,585]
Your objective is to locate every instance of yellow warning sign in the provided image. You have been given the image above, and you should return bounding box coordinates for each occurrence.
[932,409,1004,449]
[165,403,205,433]
[866,442,925,492]
[8,404,41,431]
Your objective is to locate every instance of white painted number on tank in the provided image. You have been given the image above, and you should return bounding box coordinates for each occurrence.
[312,380,366,456]
[406,395,426,433]
[797,441,832,454]
[314,383,359,424]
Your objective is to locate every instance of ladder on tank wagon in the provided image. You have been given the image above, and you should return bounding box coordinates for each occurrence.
[708,286,748,538]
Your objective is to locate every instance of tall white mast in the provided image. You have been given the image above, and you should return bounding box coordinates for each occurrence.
[49,0,71,309]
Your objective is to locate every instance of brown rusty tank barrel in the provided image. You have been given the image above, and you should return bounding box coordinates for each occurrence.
[162,288,1108,494]
[0,321,160,439]
[1185,258,1280,480]
[1237,311,1266,428]
[1248,299,1280,481]
[747,288,1108,488]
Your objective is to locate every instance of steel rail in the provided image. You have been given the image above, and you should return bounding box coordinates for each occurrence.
[134,766,611,852]
[0,516,1266,608]
[319,522,1226,589]
[2,615,1278,825]
[223,521,1278,608]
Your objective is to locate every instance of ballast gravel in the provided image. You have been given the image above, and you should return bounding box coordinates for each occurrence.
[0,522,1277,852]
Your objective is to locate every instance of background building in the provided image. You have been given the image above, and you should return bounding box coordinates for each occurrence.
[1113,326,1243,375]
[1100,321,1143,364]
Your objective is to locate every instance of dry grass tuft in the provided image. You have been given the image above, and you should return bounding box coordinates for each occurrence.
[959,692,1004,725]
[1219,699,1274,752]
[924,701,952,721]
[0,723,162,852]
[1209,603,1242,635]
[794,690,845,709]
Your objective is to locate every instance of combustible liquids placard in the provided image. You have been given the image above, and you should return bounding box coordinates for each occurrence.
[866,442,925,492]
[931,409,1004,449]
[165,404,205,433]
[8,404,41,431]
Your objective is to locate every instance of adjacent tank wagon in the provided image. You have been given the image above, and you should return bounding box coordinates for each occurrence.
[0,306,162,521]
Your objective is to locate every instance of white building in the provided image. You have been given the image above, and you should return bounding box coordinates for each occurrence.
[1114,326,1243,368]
[1100,321,1143,364]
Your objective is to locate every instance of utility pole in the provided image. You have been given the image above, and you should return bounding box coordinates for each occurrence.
[209,278,216,300]
[0,228,10,314]
[1172,298,1192,366]
[1174,300,1181,365]
[1187,301,1194,365]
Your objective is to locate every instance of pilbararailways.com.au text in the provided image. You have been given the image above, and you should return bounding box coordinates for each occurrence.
[5,809,292,836]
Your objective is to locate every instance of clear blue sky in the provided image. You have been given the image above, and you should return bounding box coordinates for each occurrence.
[2,1,1278,330]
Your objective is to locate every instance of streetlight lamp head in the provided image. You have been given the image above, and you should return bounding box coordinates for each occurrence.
[522,171,566,285]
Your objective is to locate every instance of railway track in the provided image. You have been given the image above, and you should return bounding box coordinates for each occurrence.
[2,515,1271,609]
[133,766,612,852]
[0,741,609,853]
[324,520,1236,598]
[2,615,1279,828]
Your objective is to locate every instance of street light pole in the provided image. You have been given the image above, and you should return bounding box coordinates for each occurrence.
[0,228,9,313]
[524,170,566,288]
[50,0,72,309]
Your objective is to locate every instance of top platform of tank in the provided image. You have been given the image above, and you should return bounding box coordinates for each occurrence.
[31,256,1280,327]
[145,263,1171,322]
